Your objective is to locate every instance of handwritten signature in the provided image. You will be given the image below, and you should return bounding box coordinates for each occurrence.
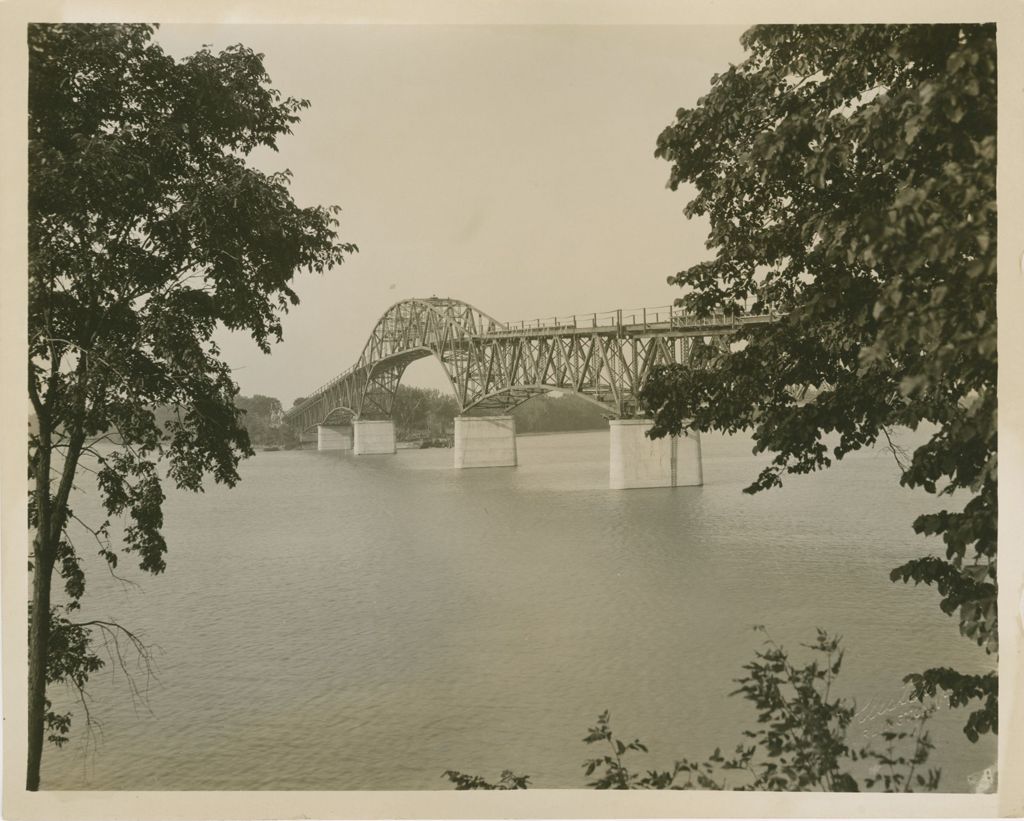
[856,687,997,792]
[854,686,950,739]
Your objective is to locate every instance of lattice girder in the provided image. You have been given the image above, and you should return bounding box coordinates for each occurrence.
[285,297,767,432]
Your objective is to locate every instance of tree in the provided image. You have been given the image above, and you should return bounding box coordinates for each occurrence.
[512,392,609,434]
[235,394,296,446]
[27,24,356,790]
[640,25,996,740]
[390,385,460,440]
[236,394,283,421]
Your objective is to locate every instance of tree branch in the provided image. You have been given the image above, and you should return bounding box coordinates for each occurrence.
[72,620,159,714]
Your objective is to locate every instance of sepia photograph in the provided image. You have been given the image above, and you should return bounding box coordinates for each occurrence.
[2,1,1022,818]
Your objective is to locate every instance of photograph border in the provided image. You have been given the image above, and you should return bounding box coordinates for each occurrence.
[2,1,1022,817]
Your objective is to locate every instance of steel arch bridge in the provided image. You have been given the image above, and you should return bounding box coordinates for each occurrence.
[284,296,775,432]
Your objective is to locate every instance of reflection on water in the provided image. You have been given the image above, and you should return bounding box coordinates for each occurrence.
[44,429,995,790]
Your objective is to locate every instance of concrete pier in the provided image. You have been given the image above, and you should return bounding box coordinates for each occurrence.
[353,420,396,455]
[317,424,353,451]
[608,419,702,489]
[453,415,517,468]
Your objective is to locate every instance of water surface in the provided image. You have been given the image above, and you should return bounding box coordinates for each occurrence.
[44,429,996,790]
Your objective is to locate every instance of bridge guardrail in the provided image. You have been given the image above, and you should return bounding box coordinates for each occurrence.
[487,305,774,335]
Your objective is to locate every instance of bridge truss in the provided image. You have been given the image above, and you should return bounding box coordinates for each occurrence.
[284,297,775,431]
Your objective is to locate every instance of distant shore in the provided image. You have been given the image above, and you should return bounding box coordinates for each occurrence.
[516,427,607,438]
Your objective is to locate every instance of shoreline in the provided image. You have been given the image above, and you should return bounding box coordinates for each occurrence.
[515,427,608,438]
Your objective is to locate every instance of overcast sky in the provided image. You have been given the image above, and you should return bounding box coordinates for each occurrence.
[155,24,749,401]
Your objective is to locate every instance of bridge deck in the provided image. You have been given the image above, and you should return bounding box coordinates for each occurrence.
[484,312,775,338]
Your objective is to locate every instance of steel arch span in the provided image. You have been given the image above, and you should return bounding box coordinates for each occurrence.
[284,296,776,432]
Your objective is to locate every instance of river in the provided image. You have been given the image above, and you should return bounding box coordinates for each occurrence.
[43,428,996,791]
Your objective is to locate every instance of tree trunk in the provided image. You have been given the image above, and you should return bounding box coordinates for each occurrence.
[26,402,84,790]
[27,533,55,791]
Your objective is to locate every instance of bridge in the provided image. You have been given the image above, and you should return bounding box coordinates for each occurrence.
[284,297,775,488]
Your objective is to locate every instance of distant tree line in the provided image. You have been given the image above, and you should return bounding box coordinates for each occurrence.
[390,386,460,440]
[513,393,609,434]
[147,396,297,449]
[235,395,296,448]
[32,388,613,450]
[289,386,610,442]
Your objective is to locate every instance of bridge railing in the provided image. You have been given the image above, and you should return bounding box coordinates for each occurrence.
[488,305,765,334]
[291,363,361,418]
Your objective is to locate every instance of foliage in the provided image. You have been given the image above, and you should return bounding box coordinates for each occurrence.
[512,392,609,434]
[442,770,531,790]
[40,613,103,748]
[146,395,297,447]
[389,385,609,441]
[580,710,668,789]
[390,385,460,440]
[27,23,355,789]
[639,24,996,740]
[235,394,297,447]
[445,629,940,791]
[899,667,996,744]
[40,612,156,752]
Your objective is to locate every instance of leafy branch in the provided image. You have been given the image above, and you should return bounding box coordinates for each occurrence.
[444,629,943,792]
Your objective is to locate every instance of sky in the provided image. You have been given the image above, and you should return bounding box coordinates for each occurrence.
[155,24,749,401]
